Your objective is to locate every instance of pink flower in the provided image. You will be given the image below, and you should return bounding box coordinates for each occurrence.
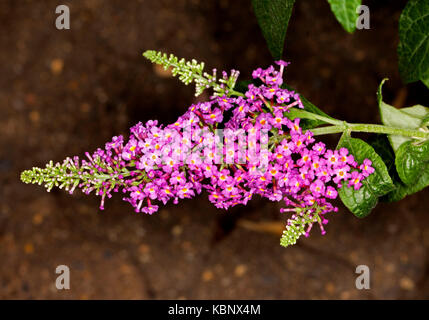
[348,171,363,190]
[333,165,351,184]
[360,159,375,177]
[271,112,286,129]
[203,108,223,124]
[325,186,338,199]
[177,183,195,199]
[169,171,186,185]
[310,179,325,197]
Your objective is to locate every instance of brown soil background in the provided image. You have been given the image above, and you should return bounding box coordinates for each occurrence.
[0,0,428,299]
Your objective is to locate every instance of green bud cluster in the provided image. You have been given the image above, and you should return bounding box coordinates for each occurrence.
[143,50,240,97]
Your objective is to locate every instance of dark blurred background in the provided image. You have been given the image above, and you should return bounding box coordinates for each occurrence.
[0,0,428,299]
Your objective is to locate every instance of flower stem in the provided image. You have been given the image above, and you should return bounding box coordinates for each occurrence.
[287,109,343,126]
[309,125,346,136]
[287,108,429,139]
[349,123,429,138]
[310,123,429,139]
[229,89,245,97]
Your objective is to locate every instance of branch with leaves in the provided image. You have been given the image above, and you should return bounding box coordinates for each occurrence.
[252,0,428,89]
[22,49,429,248]
[20,1,429,249]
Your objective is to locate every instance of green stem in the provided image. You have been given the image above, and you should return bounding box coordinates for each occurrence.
[288,109,343,126]
[310,123,429,139]
[290,108,429,139]
[349,123,428,138]
[310,125,346,136]
[229,89,245,97]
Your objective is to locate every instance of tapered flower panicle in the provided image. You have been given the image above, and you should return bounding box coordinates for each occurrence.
[21,54,374,247]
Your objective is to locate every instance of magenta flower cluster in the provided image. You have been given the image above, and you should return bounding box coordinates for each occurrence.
[25,61,374,245]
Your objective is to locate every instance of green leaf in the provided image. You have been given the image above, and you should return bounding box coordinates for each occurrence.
[369,135,429,202]
[337,137,394,218]
[398,0,429,87]
[422,114,429,127]
[422,77,429,90]
[378,79,429,152]
[326,0,362,33]
[369,137,400,203]
[387,169,429,202]
[395,140,429,185]
[252,0,296,59]
[282,84,335,129]
[234,80,252,94]
[368,135,396,173]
